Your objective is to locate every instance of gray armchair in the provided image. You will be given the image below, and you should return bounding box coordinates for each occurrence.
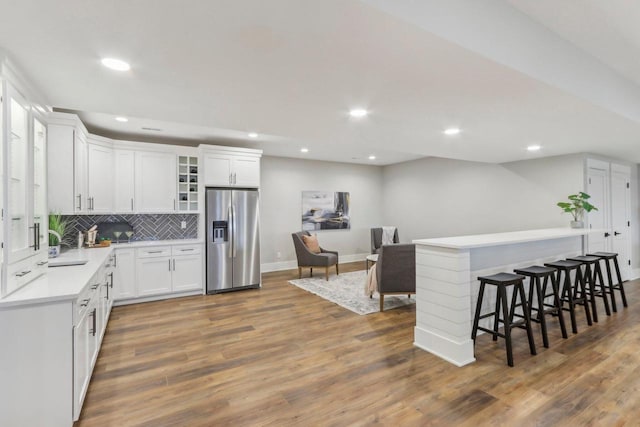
[291,231,339,280]
[375,243,415,311]
[371,227,400,254]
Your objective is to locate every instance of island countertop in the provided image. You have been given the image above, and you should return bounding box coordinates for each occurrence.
[413,227,603,250]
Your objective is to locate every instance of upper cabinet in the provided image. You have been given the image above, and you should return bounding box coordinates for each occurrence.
[48,113,88,214]
[1,77,49,297]
[113,150,135,213]
[201,147,261,188]
[134,151,177,212]
[86,137,114,213]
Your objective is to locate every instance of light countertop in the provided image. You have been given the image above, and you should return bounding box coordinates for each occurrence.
[0,239,204,308]
[413,227,603,250]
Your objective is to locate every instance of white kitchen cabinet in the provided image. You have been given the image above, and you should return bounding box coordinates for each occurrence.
[135,151,177,212]
[120,243,203,302]
[113,248,136,300]
[2,81,48,297]
[73,305,90,421]
[201,147,262,187]
[47,112,89,214]
[136,257,173,296]
[114,149,135,212]
[172,250,203,291]
[87,140,114,213]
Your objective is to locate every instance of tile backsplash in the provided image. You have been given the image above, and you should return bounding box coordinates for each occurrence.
[61,214,199,244]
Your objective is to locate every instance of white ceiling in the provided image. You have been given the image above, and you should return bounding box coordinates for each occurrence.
[1,0,640,165]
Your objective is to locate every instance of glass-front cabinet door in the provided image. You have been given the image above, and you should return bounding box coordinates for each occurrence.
[33,115,47,251]
[7,86,31,262]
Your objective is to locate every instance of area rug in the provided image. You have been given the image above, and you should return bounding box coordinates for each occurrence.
[288,270,415,315]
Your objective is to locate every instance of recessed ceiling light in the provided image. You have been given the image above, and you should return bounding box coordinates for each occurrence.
[349,108,368,118]
[368,155,376,160]
[101,57,131,71]
[115,116,128,122]
[248,132,258,138]
[443,127,461,136]
[527,144,542,152]
[300,148,309,153]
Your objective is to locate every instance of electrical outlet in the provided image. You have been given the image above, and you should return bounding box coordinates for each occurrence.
[180,221,186,229]
[276,251,282,259]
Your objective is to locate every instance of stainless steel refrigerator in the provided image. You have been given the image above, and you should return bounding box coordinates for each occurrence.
[206,188,261,294]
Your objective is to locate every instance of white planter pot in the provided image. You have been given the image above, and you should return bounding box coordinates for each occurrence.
[570,220,584,229]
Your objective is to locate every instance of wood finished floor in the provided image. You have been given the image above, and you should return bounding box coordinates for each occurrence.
[77,262,640,426]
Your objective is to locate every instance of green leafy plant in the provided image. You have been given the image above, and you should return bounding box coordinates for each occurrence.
[49,213,67,246]
[557,192,597,222]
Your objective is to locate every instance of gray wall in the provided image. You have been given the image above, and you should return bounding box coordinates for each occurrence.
[381,154,585,241]
[260,156,383,270]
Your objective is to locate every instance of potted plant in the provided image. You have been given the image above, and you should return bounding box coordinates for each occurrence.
[48,213,67,257]
[557,192,597,228]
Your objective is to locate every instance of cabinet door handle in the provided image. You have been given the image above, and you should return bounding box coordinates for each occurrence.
[131,198,134,211]
[109,272,114,288]
[147,250,163,254]
[113,254,117,267]
[37,260,48,266]
[105,281,109,300]
[77,194,82,211]
[15,270,32,277]
[91,308,97,336]
[80,299,90,307]
[169,259,172,271]
[180,248,194,252]
[229,173,232,184]
[234,173,237,184]
[91,284,99,290]
[173,259,176,271]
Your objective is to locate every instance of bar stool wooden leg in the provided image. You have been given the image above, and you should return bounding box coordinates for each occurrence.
[575,267,593,326]
[548,273,568,339]
[603,260,617,312]
[519,282,537,356]
[492,287,501,341]
[534,276,549,348]
[583,263,598,323]
[594,262,611,316]
[500,285,514,367]
[613,256,628,307]
[471,282,486,341]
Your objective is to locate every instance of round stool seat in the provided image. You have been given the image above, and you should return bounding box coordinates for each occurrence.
[587,252,618,260]
[567,255,600,264]
[514,265,556,277]
[544,260,582,270]
[477,272,524,285]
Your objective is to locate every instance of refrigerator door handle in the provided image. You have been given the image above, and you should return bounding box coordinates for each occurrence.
[232,204,237,258]
[228,206,233,258]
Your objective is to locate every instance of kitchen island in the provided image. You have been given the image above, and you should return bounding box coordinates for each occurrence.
[412,228,599,367]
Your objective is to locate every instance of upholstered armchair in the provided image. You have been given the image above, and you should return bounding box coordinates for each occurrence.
[371,227,400,254]
[291,231,339,280]
[376,243,415,311]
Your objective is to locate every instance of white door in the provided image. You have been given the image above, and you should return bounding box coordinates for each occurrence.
[113,150,135,212]
[586,165,609,253]
[610,165,631,280]
[172,254,203,291]
[136,256,172,296]
[135,151,177,212]
[113,249,136,300]
[203,154,232,186]
[87,143,114,213]
[233,156,260,187]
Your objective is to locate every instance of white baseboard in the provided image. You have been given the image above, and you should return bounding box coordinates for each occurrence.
[630,268,640,281]
[261,252,370,273]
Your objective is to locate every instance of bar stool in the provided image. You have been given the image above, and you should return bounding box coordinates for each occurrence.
[472,272,536,367]
[567,255,611,322]
[544,260,592,334]
[587,252,628,312]
[513,265,568,348]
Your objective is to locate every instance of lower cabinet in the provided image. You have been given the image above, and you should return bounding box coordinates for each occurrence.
[114,243,203,303]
